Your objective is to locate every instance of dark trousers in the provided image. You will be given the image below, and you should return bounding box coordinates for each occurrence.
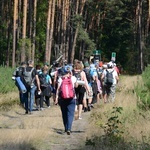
[19,92,25,104]
[35,96,43,108]
[59,98,76,131]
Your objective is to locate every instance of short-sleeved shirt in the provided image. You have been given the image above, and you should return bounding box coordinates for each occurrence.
[102,68,118,85]
[45,74,51,84]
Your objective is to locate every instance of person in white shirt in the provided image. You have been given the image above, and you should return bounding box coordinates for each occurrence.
[101,62,119,103]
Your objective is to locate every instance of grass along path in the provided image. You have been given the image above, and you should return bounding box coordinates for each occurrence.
[0,75,150,150]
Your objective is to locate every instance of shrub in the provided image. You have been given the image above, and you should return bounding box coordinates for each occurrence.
[0,67,18,93]
[135,66,150,110]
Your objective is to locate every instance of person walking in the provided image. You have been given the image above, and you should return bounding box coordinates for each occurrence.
[101,61,119,103]
[35,64,43,110]
[40,64,52,108]
[22,60,41,114]
[73,60,90,119]
[83,61,93,112]
[55,65,78,135]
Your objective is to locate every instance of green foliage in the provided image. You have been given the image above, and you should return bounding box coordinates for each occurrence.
[84,106,150,150]
[78,26,96,57]
[0,67,17,93]
[135,66,150,110]
[103,107,124,138]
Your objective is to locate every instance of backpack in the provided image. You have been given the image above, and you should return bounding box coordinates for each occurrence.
[16,67,24,77]
[96,69,101,81]
[23,67,35,88]
[84,68,91,83]
[72,70,81,81]
[38,73,49,87]
[60,76,75,99]
[91,80,98,96]
[105,69,114,85]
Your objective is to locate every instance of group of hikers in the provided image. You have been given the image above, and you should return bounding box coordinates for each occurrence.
[12,58,120,135]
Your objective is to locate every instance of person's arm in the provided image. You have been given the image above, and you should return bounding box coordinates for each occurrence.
[35,75,41,92]
[115,74,119,84]
[82,71,90,93]
[72,76,78,88]
[53,71,58,87]
[48,75,52,84]
[55,77,62,104]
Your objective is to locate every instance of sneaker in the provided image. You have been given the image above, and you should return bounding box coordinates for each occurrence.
[29,111,33,115]
[88,106,91,111]
[67,130,71,135]
[36,106,39,111]
[47,106,50,108]
[25,111,28,114]
[78,116,82,120]
[84,107,88,112]
[91,104,94,108]
[40,107,44,111]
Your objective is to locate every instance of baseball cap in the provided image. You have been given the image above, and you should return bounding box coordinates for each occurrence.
[107,61,114,68]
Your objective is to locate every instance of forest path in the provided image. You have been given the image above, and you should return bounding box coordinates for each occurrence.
[0,75,140,150]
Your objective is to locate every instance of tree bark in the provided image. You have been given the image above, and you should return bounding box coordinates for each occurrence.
[48,0,56,63]
[21,0,27,62]
[45,0,52,63]
[12,0,18,67]
[32,0,37,61]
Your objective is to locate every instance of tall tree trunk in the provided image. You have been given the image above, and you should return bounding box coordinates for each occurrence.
[48,0,56,63]
[65,0,70,62]
[32,0,37,61]
[59,0,64,54]
[16,0,21,63]
[45,0,52,63]
[12,0,18,67]
[21,0,27,62]
[137,0,143,73]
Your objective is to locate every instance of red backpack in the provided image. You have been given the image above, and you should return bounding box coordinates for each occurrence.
[60,76,75,99]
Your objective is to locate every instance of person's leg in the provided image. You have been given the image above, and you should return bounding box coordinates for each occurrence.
[78,92,85,119]
[82,93,88,112]
[60,100,68,132]
[87,86,93,111]
[45,96,50,107]
[29,86,36,112]
[24,92,29,114]
[39,94,44,109]
[67,99,76,133]
[110,85,116,102]
[35,98,39,110]
[103,85,109,103]
[20,92,24,105]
